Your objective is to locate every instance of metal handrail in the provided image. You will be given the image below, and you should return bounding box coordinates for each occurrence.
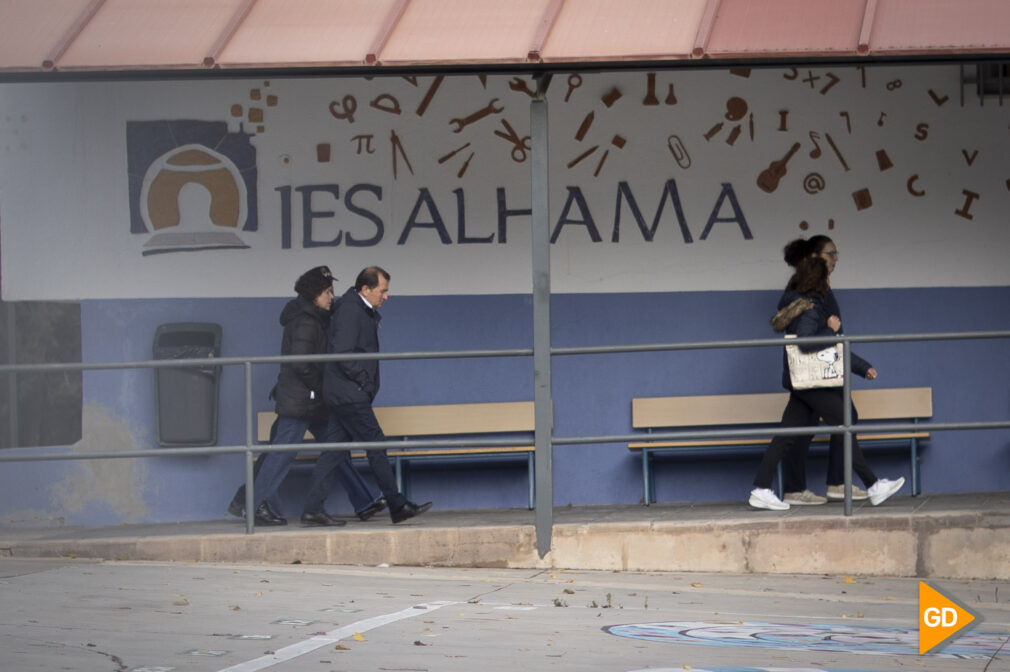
[0,330,1008,533]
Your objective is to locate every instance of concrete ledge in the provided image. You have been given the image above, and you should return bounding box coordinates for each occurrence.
[1,494,1007,579]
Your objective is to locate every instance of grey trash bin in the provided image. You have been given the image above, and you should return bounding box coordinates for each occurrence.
[153,323,222,447]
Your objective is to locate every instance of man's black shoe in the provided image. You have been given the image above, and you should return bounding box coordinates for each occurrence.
[390,500,432,524]
[254,502,287,526]
[357,497,388,522]
[300,511,347,527]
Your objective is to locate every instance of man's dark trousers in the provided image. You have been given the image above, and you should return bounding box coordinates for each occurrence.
[332,401,407,512]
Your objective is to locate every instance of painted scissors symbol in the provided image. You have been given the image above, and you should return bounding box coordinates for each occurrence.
[493,119,531,162]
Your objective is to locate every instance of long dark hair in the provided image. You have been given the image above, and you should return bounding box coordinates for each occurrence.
[786,256,830,296]
[783,235,833,267]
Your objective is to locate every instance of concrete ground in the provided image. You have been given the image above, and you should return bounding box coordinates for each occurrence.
[0,558,1007,672]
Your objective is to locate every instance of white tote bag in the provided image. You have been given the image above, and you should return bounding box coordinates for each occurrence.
[785,334,844,389]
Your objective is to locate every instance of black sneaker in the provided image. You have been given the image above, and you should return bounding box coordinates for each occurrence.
[390,501,432,524]
[300,511,347,527]
[357,497,388,522]
[254,502,287,526]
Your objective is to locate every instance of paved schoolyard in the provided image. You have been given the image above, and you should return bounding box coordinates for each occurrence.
[1,558,1007,672]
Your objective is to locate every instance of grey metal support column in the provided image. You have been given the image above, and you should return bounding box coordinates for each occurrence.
[531,88,553,558]
[5,303,17,448]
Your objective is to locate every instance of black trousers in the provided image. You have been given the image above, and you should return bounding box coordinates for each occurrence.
[754,387,878,490]
[331,401,408,512]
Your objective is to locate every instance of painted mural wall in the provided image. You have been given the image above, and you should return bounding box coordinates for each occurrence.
[0,65,1008,526]
[3,65,1010,300]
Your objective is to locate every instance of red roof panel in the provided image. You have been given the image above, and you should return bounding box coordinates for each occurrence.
[870,0,1010,53]
[0,0,96,70]
[379,0,552,64]
[218,0,400,68]
[542,0,708,62]
[58,0,244,70]
[705,0,865,57]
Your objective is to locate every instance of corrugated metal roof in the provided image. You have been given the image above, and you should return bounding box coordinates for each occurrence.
[704,0,866,58]
[1,0,1009,76]
[541,0,708,62]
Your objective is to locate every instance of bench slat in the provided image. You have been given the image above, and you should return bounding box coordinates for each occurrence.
[375,402,535,436]
[632,387,933,428]
[256,402,535,443]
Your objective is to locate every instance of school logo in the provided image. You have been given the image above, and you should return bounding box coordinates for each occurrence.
[126,120,258,255]
[919,581,981,655]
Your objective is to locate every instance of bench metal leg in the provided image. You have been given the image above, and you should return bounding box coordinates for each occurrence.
[775,463,783,499]
[910,436,920,496]
[395,456,404,495]
[642,448,652,505]
[527,452,535,510]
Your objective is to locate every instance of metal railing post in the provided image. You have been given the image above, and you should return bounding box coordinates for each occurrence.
[842,335,853,516]
[244,361,255,534]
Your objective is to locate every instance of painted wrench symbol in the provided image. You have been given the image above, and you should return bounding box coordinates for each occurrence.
[449,98,504,133]
[508,77,537,97]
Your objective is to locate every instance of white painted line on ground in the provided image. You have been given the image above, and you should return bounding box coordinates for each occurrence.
[215,600,458,672]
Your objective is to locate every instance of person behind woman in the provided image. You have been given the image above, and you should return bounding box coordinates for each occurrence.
[749,239,905,510]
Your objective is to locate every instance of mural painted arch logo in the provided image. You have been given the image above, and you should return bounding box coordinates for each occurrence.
[126,120,258,256]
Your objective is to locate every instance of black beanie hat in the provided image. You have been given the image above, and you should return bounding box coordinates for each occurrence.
[294,265,335,300]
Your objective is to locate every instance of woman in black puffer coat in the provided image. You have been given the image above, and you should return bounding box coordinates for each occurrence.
[748,239,905,511]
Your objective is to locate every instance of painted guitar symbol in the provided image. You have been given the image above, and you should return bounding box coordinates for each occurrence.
[757,142,801,193]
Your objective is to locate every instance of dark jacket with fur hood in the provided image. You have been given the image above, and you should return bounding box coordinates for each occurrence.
[273,295,331,419]
[772,288,872,390]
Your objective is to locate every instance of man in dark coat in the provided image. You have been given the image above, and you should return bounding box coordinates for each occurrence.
[325,266,432,524]
[239,265,385,527]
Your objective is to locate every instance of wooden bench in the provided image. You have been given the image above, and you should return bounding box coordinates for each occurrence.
[629,387,932,505]
[256,401,536,509]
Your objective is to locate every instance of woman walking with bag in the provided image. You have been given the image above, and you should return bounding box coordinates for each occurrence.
[748,238,905,511]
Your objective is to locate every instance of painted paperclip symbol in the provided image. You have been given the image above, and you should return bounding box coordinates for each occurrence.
[667,135,691,169]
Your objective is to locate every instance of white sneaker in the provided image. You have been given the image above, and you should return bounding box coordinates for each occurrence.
[867,477,906,506]
[826,484,869,501]
[749,488,790,511]
[784,489,828,505]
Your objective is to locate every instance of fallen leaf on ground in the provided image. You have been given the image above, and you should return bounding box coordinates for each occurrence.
[843,576,857,584]
[353,633,365,641]
[691,583,703,588]
[334,644,349,651]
